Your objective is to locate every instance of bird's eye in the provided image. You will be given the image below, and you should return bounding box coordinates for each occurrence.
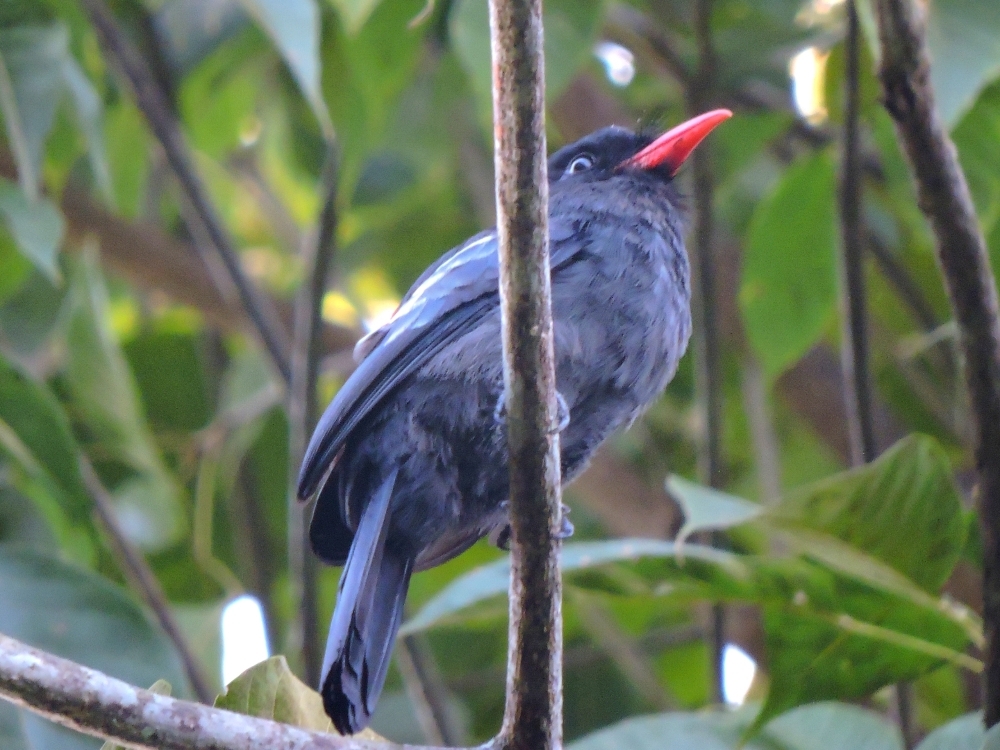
[565,154,594,176]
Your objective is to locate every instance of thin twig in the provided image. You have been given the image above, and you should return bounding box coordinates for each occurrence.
[396,637,465,746]
[0,634,439,750]
[571,591,675,711]
[78,456,215,704]
[873,0,1000,727]
[687,0,726,706]
[838,0,878,467]
[80,0,292,383]
[488,0,562,747]
[840,2,910,739]
[288,145,341,685]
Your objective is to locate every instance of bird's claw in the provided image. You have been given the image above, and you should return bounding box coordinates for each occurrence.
[552,392,570,434]
[489,502,573,551]
[495,391,570,434]
[493,391,506,426]
[557,503,574,539]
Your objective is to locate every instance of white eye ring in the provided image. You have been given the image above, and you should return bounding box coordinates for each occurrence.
[566,154,593,175]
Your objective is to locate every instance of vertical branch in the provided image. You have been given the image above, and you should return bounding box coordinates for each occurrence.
[488,0,563,747]
[840,3,912,740]
[287,147,341,686]
[873,0,1000,727]
[80,0,292,383]
[687,0,725,705]
[78,456,215,704]
[838,0,878,467]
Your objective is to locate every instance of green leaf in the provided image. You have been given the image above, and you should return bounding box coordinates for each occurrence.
[953,80,1000,239]
[926,0,1000,128]
[0,24,66,199]
[215,655,334,732]
[756,575,973,731]
[0,350,92,529]
[740,150,837,379]
[0,178,63,281]
[914,712,984,750]
[402,539,748,634]
[0,546,189,748]
[241,0,332,134]
[329,0,385,35]
[667,475,763,547]
[100,681,172,750]
[568,702,902,750]
[65,254,184,551]
[450,0,604,124]
[0,23,109,200]
[769,435,966,592]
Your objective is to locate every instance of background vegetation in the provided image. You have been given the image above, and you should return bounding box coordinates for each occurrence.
[0,0,997,747]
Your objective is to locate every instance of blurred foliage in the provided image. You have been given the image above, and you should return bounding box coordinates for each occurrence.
[0,0,997,746]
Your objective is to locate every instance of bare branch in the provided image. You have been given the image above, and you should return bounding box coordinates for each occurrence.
[78,456,215,705]
[873,0,1000,726]
[287,146,340,684]
[838,0,878,468]
[79,0,293,383]
[0,634,439,750]
[487,0,562,746]
[686,0,726,705]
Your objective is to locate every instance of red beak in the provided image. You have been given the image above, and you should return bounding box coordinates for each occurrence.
[620,109,732,175]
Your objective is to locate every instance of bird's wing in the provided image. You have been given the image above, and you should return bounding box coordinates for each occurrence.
[297,219,586,500]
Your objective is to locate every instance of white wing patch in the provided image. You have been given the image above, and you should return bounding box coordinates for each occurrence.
[353,233,497,364]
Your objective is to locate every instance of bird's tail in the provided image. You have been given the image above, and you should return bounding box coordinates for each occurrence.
[320,468,413,735]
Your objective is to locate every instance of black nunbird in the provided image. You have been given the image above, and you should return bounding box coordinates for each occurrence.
[297,109,732,734]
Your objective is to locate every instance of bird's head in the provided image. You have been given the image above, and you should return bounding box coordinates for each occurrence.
[548,109,732,185]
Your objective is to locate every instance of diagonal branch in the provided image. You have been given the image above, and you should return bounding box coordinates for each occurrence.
[488,0,563,747]
[0,634,440,750]
[287,145,341,684]
[79,0,292,383]
[79,455,215,705]
[873,0,1000,726]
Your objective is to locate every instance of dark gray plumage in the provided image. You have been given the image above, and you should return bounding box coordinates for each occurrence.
[297,117,727,734]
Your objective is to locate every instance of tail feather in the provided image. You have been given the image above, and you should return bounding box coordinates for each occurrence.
[320,469,414,734]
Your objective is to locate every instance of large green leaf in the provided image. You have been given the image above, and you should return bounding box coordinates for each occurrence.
[0,23,107,200]
[64,256,183,551]
[215,655,334,732]
[450,0,604,124]
[926,0,1000,128]
[769,434,966,592]
[569,702,902,750]
[0,351,92,532]
[0,546,189,749]
[953,79,1000,242]
[241,0,332,134]
[215,656,388,742]
[0,177,63,281]
[402,539,747,634]
[667,475,763,547]
[740,150,837,379]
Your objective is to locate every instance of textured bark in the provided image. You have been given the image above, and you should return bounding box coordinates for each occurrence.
[0,635,440,750]
[487,0,563,748]
[874,0,1000,726]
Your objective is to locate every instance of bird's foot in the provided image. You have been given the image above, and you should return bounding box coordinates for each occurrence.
[493,390,506,426]
[551,392,570,434]
[488,502,573,551]
[494,391,570,434]
[557,503,574,539]
[489,501,512,551]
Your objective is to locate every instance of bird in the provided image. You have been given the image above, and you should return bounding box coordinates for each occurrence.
[297,109,732,734]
